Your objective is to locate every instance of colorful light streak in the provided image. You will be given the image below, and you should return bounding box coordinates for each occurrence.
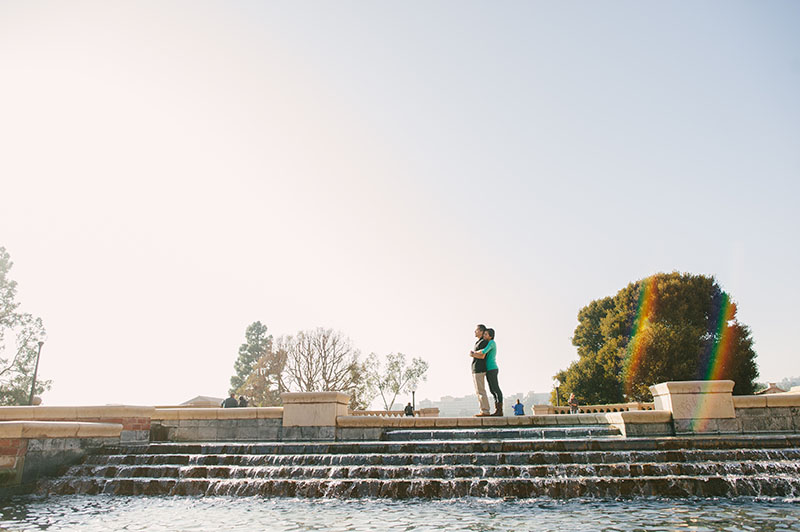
[687,292,737,431]
[625,277,658,396]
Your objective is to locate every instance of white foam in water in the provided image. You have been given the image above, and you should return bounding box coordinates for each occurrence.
[2,496,800,531]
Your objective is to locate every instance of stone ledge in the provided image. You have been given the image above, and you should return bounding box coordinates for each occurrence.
[0,406,154,421]
[733,396,768,408]
[605,411,673,424]
[217,408,258,420]
[153,407,284,421]
[651,380,735,420]
[257,407,284,419]
[650,380,735,395]
[0,421,122,439]
[767,395,800,407]
[481,417,508,427]
[337,416,388,428]
[281,392,350,405]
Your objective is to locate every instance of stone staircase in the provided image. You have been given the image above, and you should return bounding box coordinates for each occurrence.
[38,431,800,498]
[383,425,621,441]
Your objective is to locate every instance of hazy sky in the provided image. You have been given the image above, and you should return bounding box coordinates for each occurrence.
[1,1,798,407]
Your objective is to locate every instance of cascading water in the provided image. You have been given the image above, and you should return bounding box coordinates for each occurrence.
[37,430,800,499]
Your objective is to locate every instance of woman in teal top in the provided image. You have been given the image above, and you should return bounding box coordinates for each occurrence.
[471,328,503,416]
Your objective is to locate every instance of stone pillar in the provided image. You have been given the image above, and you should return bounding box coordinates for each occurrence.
[532,405,553,415]
[649,380,737,434]
[281,392,350,441]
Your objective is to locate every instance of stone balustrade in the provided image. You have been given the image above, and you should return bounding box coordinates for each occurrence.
[348,407,440,418]
[533,402,655,415]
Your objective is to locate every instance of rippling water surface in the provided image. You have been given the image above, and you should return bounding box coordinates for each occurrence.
[1,496,799,531]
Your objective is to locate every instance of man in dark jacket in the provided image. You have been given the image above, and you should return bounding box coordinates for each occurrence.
[471,324,491,416]
[221,393,238,408]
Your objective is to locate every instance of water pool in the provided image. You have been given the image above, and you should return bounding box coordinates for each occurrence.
[1,496,799,531]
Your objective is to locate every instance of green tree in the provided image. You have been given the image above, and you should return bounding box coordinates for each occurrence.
[365,352,429,411]
[237,335,288,406]
[0,247,49,405]
[230,321,273,395]
[554,272,758,405]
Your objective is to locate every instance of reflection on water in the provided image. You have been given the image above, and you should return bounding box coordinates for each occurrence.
[1,496,799,531]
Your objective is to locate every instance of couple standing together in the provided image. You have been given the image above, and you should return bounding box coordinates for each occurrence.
[470,324,503,416]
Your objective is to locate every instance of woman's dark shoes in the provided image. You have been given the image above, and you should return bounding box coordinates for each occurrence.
[491,402,504,416]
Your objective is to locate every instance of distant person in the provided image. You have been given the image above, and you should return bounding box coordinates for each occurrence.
[513,399,525,416]
[404,402,414,416]
[221,393,238,408]
[470,324,491,417]
[238,396,249,407]
[471,328,503,416]
[568,393,579,414]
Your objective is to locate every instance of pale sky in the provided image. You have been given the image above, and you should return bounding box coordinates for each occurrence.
[1,1,798,407]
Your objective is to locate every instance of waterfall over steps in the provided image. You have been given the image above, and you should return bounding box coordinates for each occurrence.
[38,432,800,499]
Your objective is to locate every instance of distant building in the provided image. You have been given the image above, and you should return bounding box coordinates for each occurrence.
[180,395,225,407]
[755,383,787,395]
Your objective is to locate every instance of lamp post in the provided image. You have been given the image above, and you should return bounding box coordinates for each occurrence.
[28,341,44,406]
[554,378,560,407]
[412,389,416,412]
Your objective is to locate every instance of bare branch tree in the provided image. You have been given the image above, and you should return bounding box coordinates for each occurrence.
[282,328,374,409]
[366,353,429,411]
[0,247,48,404]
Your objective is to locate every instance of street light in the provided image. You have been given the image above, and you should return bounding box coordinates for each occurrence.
[553,378,560,407]
[28,341,44,406]
[411,389,416,412]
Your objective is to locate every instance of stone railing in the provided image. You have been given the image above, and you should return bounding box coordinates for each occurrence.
[532,402,654,415]
[349,408,440,418]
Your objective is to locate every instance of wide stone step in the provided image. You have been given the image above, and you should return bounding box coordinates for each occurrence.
[383,426,621,441]
[43,474,800,498]
[61,459,800,482]
[101,433,800,457]
[80,448,800,468]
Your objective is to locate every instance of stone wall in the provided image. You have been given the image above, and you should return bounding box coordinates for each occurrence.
[151,407,284,442]
[0,421,120,493]
[733,395,800,434]
[648,380,800,436]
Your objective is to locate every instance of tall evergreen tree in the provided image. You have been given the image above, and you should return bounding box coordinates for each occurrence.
[229,321,272,394]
